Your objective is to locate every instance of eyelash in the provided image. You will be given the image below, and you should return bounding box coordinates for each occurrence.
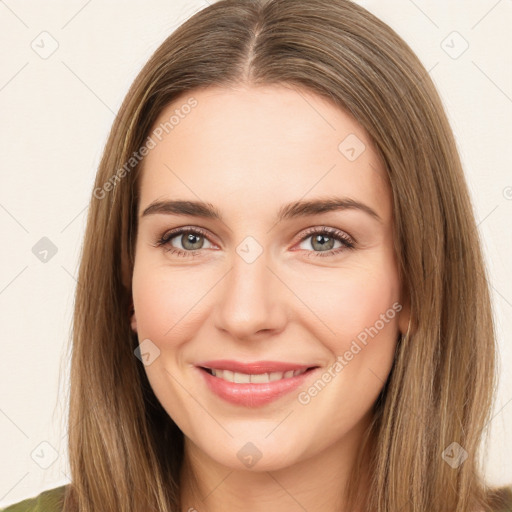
[154,226,356,258]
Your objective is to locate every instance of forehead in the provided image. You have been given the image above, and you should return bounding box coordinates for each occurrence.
[138,84,391,222]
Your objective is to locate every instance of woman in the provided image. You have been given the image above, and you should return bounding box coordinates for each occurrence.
[3,0,511,510]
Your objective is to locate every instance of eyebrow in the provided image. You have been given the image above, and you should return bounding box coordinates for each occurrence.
[141,197,383,224]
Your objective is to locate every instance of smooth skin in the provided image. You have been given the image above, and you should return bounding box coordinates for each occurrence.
[130,84,410,512]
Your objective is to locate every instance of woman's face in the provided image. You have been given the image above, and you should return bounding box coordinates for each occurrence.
[131,84,409,472]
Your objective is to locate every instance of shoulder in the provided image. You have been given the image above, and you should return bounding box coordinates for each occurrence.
[487,485,512,512]
[0,485,67,512]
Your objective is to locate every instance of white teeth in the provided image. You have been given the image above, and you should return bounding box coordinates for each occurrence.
[234,371,250,383]
[251,373,270,383]
[210,368,308,383]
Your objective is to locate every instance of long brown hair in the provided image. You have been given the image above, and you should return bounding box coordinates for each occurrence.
[63,0,509,510]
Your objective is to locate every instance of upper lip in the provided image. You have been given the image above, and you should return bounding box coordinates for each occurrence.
[196,360,319,374]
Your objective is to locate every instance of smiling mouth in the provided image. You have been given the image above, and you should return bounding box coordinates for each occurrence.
[199,366,318,384]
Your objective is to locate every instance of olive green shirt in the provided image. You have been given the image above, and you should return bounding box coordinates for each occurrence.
[2,484,512,511]
[0,486,66,512]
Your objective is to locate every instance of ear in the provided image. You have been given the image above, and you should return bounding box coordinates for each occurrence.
[397,300,411,337]
[129,302,137,332]
[397,285,412,337]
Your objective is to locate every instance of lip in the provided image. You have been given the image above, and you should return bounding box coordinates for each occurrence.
[196,359,316,374]
[195,362,320,407]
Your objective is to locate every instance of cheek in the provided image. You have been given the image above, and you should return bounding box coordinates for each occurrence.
[292,266,401,429]
[338,274,399,340]
[331,276,402,397]
[132,271,173,339]
[131,261,217,350]
[293,258,401,358]
[131,265,201,404]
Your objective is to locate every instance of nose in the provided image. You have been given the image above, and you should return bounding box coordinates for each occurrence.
[213,248,288,341]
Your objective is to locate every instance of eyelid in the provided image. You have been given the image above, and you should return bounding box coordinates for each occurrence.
[155,224,356,258]
[159,226,218,245]
[159,225,355,245]
[294,225,356,247]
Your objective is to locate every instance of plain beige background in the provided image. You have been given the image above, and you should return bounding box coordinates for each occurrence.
[0,0,511,507]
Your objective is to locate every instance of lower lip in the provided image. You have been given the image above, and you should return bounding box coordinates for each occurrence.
[196,366,319,407]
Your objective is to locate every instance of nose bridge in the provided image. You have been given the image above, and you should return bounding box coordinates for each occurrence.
[213,243,286,339]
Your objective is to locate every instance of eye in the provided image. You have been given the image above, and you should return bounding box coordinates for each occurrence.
[154,227,215,257]
[296,227,356,258]
[154,225,356,259]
